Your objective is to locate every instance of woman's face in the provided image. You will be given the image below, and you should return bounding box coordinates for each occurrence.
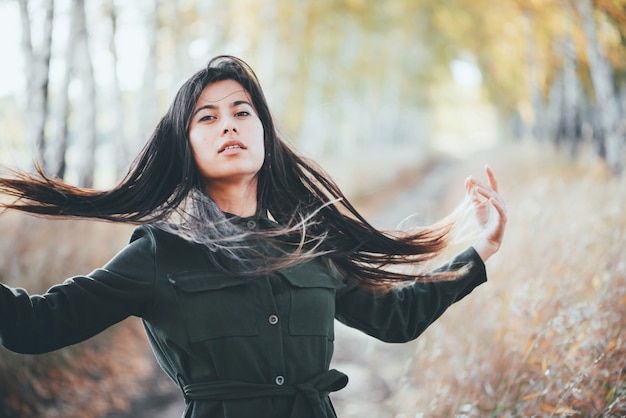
[188,79,265,191]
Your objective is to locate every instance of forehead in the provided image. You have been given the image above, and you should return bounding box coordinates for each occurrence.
[195,79,251,107]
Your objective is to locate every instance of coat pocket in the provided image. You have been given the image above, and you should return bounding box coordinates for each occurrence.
[168,271,258,343]
[279,262,344,339]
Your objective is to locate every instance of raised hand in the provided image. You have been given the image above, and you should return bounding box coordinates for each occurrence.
[465,165,507,262]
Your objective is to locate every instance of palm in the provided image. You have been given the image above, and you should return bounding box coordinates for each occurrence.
[465,165,507,260]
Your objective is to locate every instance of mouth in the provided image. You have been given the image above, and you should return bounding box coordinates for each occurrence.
[218,140,247,154]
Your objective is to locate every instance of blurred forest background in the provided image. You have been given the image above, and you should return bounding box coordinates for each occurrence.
[0,0,625,417]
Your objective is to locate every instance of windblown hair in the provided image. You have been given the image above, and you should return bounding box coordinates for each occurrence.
[0,55,463,290]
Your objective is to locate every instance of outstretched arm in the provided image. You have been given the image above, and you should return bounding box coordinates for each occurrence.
[335,247,486,343]
[465,165,507,262]
[0,227,156,354]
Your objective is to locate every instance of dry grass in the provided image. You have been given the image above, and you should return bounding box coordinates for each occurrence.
[388,142,626,417]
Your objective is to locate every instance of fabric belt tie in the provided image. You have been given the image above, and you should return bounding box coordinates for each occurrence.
[182,369,348,418]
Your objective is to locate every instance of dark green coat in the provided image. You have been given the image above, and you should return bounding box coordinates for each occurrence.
[0,215,487,417]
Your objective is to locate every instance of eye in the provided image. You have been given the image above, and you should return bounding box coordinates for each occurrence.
[235,111,251,117]
[198,114,216,122]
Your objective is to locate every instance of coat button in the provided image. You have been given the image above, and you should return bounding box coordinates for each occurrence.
[268,315,279,325]
[246,220,256,229]
[275,375,285,385]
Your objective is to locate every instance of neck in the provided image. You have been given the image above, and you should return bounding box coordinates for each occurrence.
[205,178,258,218]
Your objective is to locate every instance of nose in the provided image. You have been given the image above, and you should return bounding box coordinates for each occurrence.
[221,117,238,135]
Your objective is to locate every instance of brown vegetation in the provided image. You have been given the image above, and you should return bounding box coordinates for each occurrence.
[390,143,626,417]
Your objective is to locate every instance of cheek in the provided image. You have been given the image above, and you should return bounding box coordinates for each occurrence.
[188,128,211,157]
[187,134,209,173]
[254,123,265,150]
[187,128,200,153]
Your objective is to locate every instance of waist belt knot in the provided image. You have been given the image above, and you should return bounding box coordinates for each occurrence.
[182,369,348,418]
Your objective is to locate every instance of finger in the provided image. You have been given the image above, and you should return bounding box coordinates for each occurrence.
[467,175,491,194]
[485,164,499,192]
[465,176,473,193]
[490,196,508,225]
[474,184,499,202]
[465,177,480,202]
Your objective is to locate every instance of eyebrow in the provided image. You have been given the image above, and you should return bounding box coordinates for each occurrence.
[192,100,253,117]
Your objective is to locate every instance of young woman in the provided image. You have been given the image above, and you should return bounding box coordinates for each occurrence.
[0,56,506,418]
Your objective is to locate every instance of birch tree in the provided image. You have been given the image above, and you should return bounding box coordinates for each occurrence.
[137,0,159,146]
[561,35,582,157]
[18,0,54,170]
[51,4,77,179]
[73,0,97,188]
[574,0,624,175]
[524,12,548,143]
[105,0,128,177]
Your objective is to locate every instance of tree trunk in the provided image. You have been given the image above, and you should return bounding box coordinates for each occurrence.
[106,0,128,178]
[524,11,547,143]
[18,0,54,170]
[561,36,581,158]
[51,4,78,179]
[137,0,159,147]
[73,0,98,188]
[546,68,564,147]
[575,0,624,175]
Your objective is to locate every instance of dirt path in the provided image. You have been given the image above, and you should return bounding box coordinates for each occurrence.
[107,156,461,418]
[330,156,460,418]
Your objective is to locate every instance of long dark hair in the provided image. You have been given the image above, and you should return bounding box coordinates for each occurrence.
[0,55,460,290]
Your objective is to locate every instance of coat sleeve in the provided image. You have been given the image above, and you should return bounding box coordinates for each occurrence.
[334,246,487,343]
[0,225,156,354]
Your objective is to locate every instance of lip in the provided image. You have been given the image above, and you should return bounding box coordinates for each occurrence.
[218,140,247,154]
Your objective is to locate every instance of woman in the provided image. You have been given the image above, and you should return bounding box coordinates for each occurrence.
[0,56,506,418]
